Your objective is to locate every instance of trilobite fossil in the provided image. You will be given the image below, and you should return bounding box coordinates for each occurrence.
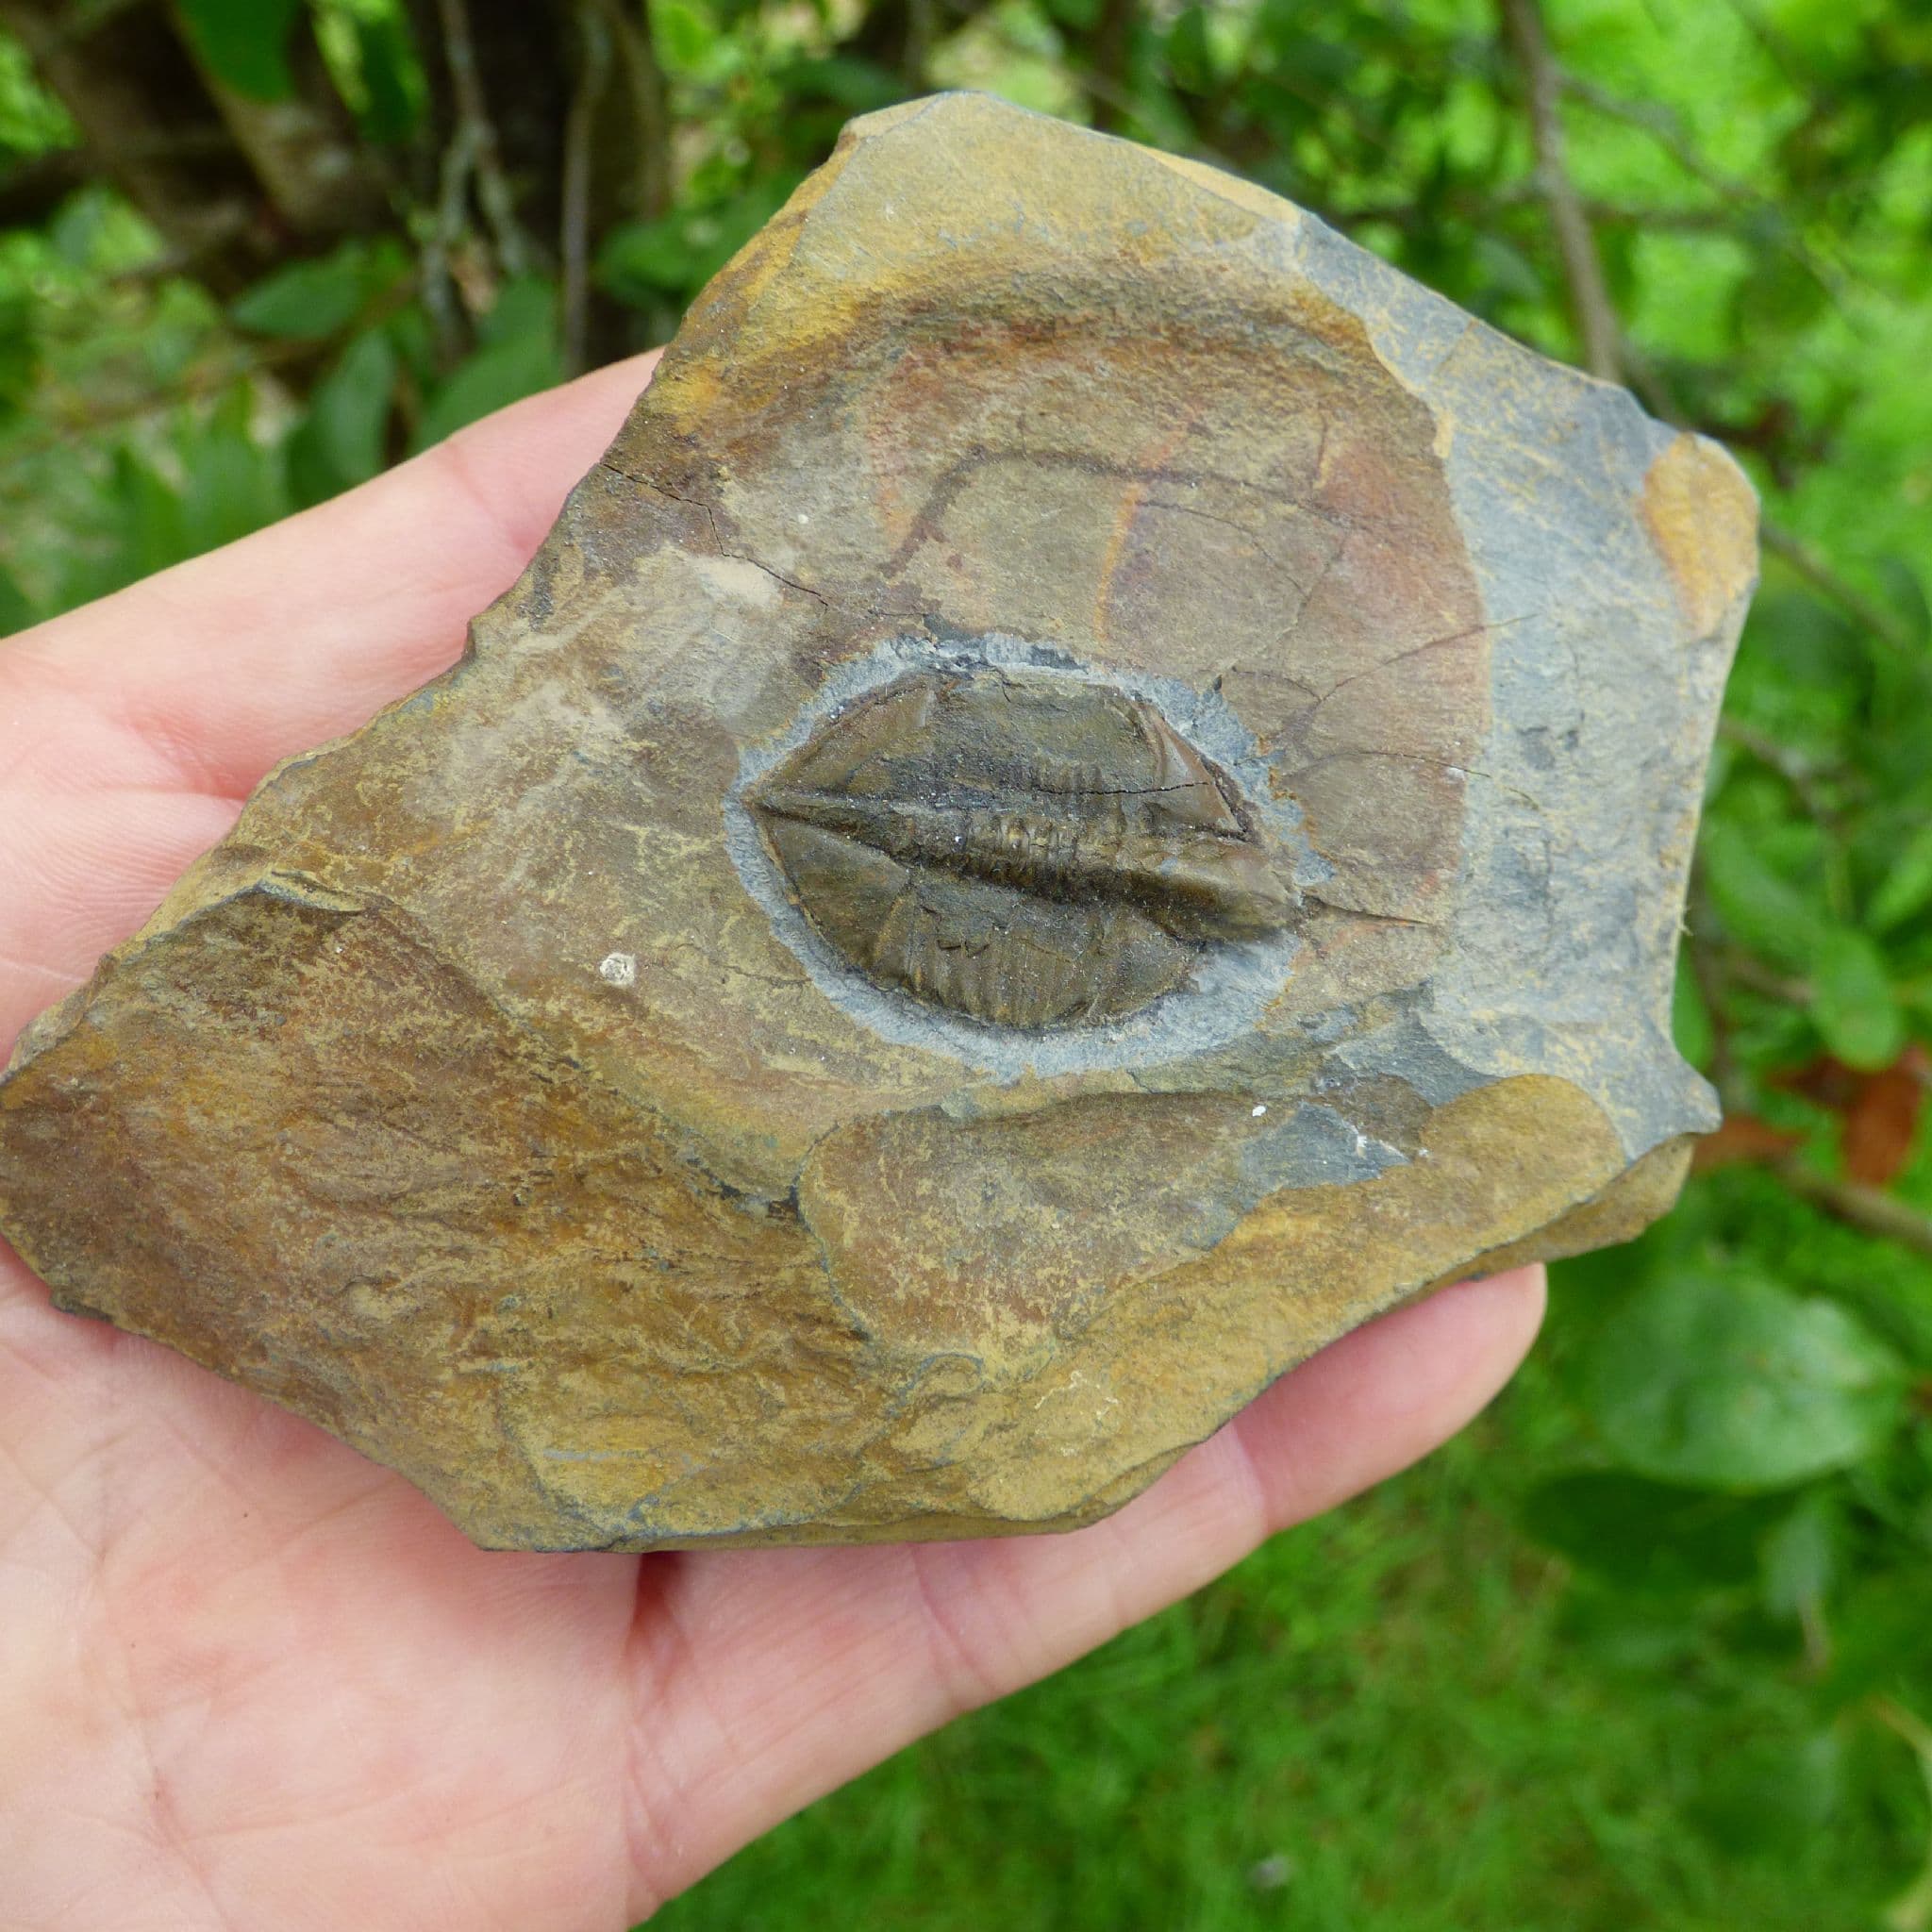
[745,666,1293,1028]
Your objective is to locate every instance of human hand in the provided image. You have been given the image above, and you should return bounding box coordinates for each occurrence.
[0,355,1545,1929]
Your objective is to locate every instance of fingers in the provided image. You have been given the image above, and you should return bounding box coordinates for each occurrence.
[4,351,660,802]
[621,1265,1547,1917]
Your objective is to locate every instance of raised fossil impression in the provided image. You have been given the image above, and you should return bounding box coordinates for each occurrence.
[0,92,1757,1552]
[745,666,1293,1028]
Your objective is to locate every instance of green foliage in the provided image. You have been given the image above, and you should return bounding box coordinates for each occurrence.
[0,0,1928,1924]
[1812,928,1908,1071]
[1873,822,1932,936]
[93,385,291,591]
[1702,816,1830,971]
[1519,1471,1787,1591]
[175,0,306,100]
[1689,1730,1846,1862]
[313,0,428,142]
[0,33,71,156]
[288,326,397,503]
[411,275,564,447]
[1580,1272,1906,1490]
[229,239,410,341]
[600,174,805,308]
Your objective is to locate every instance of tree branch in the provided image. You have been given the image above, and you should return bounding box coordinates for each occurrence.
[1498,0,1622,380]
[559,0,610,375]
[1564,68,1845,310]
[185,12,390,243]
[1560,72,1757,208]
[1761,521,1919,658]
[1717,716,1846,833]
[1722,948,1812,1007]
[599,0,672,224]
[419,112,478,358]
[435,0,531,276]
[1690,888,1932,1262]
[2,334,320,461]
[0,127,248,235]
[1774,1160,1932,1261]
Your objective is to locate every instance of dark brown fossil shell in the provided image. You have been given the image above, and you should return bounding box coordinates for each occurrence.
[746,667,1292,1028]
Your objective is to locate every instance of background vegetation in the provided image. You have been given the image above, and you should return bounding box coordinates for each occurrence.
[1,0,1928,1924]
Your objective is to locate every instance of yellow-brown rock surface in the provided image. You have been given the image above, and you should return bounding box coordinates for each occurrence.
[0,95,1756,1550]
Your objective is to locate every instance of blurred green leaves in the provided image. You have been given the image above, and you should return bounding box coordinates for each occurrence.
[315,0,428,143]
[229,238,409,341]
[600,175,804,308]
[1701,818,1828,972]
[92,383,291,590]
[287,325,396,503]
[411,275,563,446]
[1689,1731,1846,1860]
[1518,1471,1785,1592]
[176,0,306,100]
[1579,1274,1907,1491]
[0,280,35,423]
[1810,928,1907,1071]
[1873,822,1932,935]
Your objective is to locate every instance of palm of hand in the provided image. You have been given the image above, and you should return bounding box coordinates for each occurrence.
[0,358,1542,1929]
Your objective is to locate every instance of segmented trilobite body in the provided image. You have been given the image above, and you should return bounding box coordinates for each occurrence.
[753,787,1120,889]
[968,752,1125,800]
[747,667,1292,1029]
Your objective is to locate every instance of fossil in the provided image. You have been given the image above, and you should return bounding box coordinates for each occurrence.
[0,93,1757,1552]
[746,667,1293,1027]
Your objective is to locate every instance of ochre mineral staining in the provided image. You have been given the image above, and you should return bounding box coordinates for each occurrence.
[747,667,1292,1027]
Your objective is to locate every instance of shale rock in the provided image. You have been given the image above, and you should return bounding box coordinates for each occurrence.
[0,93,1757,1550]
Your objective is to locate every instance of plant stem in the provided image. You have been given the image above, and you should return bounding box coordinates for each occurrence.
[1774,1161,1932,1261]
[435,0,531,277]
[1762,521,1918,658]
[1498,0,1622,381]
[560,0,610,375]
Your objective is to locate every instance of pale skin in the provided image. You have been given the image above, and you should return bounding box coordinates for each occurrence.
[0,353,1545,1930]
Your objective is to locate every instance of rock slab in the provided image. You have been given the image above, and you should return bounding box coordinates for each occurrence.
[0,94,1757,1550]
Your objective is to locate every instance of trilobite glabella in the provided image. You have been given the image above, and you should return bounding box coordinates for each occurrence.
[746,667,1292,1028]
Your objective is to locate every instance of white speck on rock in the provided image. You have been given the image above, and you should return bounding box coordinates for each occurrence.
[598,951,637,989]
[1252,1103,1268,1117]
